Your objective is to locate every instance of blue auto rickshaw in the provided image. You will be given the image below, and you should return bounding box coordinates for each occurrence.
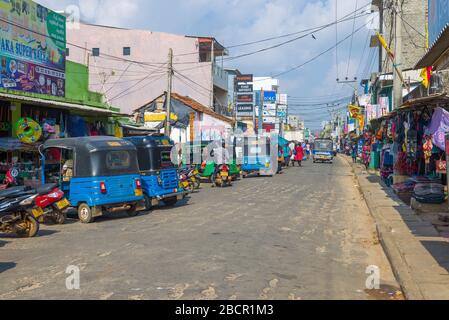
[312,139,334,163]
[240,136,275,177]
[124,135,186,210]
[41,137,144,223]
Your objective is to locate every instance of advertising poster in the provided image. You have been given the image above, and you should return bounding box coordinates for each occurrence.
[0,0,66,97]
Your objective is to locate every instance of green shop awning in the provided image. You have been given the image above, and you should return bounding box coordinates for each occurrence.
[0,92,123,116]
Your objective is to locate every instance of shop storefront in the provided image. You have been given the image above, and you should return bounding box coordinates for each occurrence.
[366,95,449,205]
[0,93,121,188]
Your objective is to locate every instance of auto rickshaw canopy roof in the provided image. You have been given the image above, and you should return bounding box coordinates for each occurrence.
[43,136,140,177]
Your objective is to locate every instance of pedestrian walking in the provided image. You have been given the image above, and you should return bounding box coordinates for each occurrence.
[351,142,358,163]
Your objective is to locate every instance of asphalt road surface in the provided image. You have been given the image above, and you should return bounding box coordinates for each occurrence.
[0,156,401,300]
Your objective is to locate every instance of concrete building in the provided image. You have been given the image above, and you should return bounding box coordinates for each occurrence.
[66,23,229,115]
[368,0,428,110]
[372,0,428,72]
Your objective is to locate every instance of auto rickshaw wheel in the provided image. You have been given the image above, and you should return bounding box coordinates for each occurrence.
[52,211,67,225]
[144,195,153,212]
[127,205,138,217]
[78,204,94,224]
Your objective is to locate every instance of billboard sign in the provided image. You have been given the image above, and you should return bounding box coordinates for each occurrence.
[235,74,253,83]
[429,0,449,45]
[237,94,254,103]
[236,104,254,115]
[263,109,276,117]
[0,0,66,97]
[235,74,254,117]
[263,103,276,111]
[236,83,253,93]
[263,91,276,102]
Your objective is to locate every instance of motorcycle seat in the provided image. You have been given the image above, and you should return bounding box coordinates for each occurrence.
[35,183,58,195]
[0,186,32,198]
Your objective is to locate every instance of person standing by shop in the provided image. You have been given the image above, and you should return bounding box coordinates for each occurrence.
[289,141,296,166]
[293,143,304,167]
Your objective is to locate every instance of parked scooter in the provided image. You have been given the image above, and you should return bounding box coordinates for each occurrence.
[34,186,70,225]
[187,167,201,190]
[212,164,232,188]
[0,187,41,238]
[0,168,19,190]
[179,170,195,193]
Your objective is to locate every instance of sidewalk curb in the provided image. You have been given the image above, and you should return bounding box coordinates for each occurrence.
[343,156,425,300]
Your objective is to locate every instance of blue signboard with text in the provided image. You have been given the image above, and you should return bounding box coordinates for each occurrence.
[263,91,277,102]
[429,0,449,45]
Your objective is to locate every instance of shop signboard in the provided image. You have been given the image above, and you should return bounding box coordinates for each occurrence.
[263,109,276,117]
[263,91,276,103]
[236,103,254,116]
[236,83,253,93]
[235,74,253,83]
[237,94,253,103]
[429,0,449,45]
[0,0,66,97]
[263,103,276,111]
[277,105,287,119]
[236,74,254,117]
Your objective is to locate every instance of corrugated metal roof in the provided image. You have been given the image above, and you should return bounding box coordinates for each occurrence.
[0,92,122,116]
[415,24,449,69]
[136,92,235,125]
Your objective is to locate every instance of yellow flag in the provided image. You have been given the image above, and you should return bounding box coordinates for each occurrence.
[376,32,395,60]
[421,68,430,88]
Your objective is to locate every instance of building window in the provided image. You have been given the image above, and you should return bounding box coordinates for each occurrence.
[123,47,131,56]
[92,48,100,57]
[65,48,69,57]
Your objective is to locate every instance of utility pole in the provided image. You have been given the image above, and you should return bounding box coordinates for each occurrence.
[259,89,264,135]
[211,40,215,110]
[393,0,403,109]
[165,48,173,137]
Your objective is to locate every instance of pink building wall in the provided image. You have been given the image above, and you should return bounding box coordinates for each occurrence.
[66,23,215,114]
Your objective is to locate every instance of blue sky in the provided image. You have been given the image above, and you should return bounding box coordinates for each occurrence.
[39,0,379,130]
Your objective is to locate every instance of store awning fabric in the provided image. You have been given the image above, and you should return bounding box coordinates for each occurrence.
[0,92,122,116]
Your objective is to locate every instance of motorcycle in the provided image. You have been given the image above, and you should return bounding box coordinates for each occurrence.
[34,186,70,225]
[0,187,41,238]
[179,170,195,193]
[0,168,19,190]
[187,167,201,190]
[212,164,232,188]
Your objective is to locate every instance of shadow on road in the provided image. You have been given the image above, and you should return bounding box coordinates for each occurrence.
[420,240,449,274]
[0,262,16,274]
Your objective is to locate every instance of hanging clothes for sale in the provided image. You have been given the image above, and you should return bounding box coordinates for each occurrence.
[428,107,449,151]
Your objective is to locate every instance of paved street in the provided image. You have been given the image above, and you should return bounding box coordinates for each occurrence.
[0,156,401,300]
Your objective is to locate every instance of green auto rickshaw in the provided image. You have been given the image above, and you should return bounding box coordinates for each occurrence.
[183,140,240,181]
